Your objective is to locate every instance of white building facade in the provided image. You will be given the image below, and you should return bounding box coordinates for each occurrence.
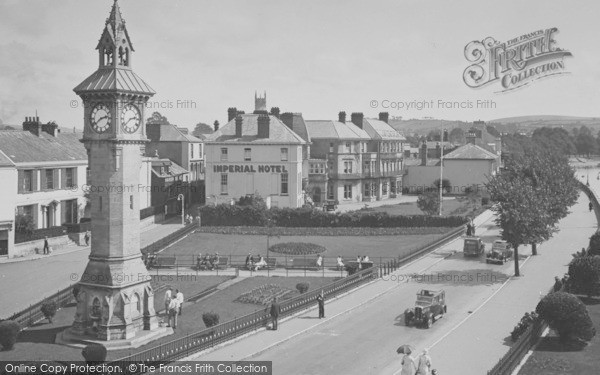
[204,113,305,208]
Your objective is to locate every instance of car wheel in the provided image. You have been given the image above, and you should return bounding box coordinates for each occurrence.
[405,315,411,326]
[444,305,447,313]
[425,317,432,328]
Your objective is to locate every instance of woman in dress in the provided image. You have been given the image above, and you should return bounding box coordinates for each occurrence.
[400,353,416,375]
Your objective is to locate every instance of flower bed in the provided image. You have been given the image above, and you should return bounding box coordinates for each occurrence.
[268,242,326,255]
[235,284,294,306]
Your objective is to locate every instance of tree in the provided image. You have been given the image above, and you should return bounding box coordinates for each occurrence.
[433,178,452,194]
[15,214,34,234]
[589,231,600,256]
[491,134,578,259]
[146,111,169,125]
[0,321,20,350]
[448,127,465,144]
[536,292,596,343]
[568,256,600,297]
[417,190,440,216]
[192,122,213,138]
[576,126,597,156]
[532,127,576,156]
[486,176,552,276]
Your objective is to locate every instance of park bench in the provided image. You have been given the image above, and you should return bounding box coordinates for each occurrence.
[288,258,321,271]
[196,256,230,271]
[345,260,374,273]
[151,256,177,268]
[242,257,277,271]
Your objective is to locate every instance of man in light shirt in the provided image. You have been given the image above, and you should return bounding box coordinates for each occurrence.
[176,289,184,316]
[164,288,172,317]
[167,295,179,329]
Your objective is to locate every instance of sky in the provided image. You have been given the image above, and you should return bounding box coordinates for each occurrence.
[0,0,599,131]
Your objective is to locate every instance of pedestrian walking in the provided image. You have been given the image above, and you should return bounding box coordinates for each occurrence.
[43,236,50,255]
[270,297,281,330]
[589,201,594,212]
[417,349,432,375]
[164,288,172,317]
[176,289,184,316]
[84,231,90,246]
[400,353,416,375]
[316,290,325,318]
[167,295,178,329]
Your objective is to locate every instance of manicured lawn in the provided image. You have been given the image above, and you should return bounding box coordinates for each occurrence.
[361,196,479,217]
[161,232,450,263]
[518,297,600,375]
[0,275,337,362]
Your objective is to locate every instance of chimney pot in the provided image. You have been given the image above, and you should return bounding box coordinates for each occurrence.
[235,115,243,138]
[257,114,270,139]
[228,107,238,122]
[378,112,389,124]
[281,112,294,131]
[351,112,364,129]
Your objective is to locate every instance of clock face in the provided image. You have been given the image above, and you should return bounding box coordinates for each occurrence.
[121,103,141,133]
[90,104,112,133]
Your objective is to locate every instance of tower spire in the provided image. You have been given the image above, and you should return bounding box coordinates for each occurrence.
[96,0,134,69]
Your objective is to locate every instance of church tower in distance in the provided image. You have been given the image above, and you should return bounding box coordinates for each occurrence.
[69,0,161,342]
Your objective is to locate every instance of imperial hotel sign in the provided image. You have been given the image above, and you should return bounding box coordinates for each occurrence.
[204,109,306,208]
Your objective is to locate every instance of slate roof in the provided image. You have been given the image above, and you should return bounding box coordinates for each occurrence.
[0,149,15,167]
[363,118,406,141]
[205,114,305,144]
[153,123,203,143]
[0,131,87,164]
[73,68,155,95]
[443,143,498,160]
[151,158,188,178]
[305,120,370,140]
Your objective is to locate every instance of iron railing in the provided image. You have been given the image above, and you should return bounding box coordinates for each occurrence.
[110,265,378,367]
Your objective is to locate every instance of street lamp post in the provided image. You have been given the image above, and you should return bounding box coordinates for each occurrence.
[439,127,444,216]
[177,194,185,226]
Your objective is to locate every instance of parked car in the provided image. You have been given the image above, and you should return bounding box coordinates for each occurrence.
[404,289,447,328]
[463,236,485,257]
[486,240,513,264]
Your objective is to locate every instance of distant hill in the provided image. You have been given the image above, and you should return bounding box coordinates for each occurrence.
[389,115,600,136]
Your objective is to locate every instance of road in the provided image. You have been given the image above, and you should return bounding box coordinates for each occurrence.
[200,193,595,375]
[0,219,183,318]
[199,211,511,372]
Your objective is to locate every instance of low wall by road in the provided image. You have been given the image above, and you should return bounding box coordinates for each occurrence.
[11,235,72,258]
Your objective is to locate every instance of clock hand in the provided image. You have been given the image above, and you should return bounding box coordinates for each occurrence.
[98,115,109,121]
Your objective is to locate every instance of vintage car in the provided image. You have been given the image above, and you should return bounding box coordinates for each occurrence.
[486,240,513,264]
[322,200,338,212]
[463,236,485,257]
[404,289,447,328]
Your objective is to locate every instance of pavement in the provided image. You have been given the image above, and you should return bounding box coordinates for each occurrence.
[184,194,595,375]
[0,217,185,318]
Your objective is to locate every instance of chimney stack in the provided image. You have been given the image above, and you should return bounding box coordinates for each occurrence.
[338,111,346,123]
[41,121,59,137]
[23,116,42,136]
[270,107,280,119]
[466,131,476,145]
[378,112,389,124]
[213,120,219,132]
[351,112,364,129]
[420,142,427,166]
[235,115,243,138]
[280,112,294,131]
[228,107,238,122]
[257,114,270,139]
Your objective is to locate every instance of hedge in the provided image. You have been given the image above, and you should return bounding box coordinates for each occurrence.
[536,292,596,343]
[15,226,67,244]
[269,242,326,255]
[199,205,466,228]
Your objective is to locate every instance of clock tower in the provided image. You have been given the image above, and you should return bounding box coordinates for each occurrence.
[68,0,162,342]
